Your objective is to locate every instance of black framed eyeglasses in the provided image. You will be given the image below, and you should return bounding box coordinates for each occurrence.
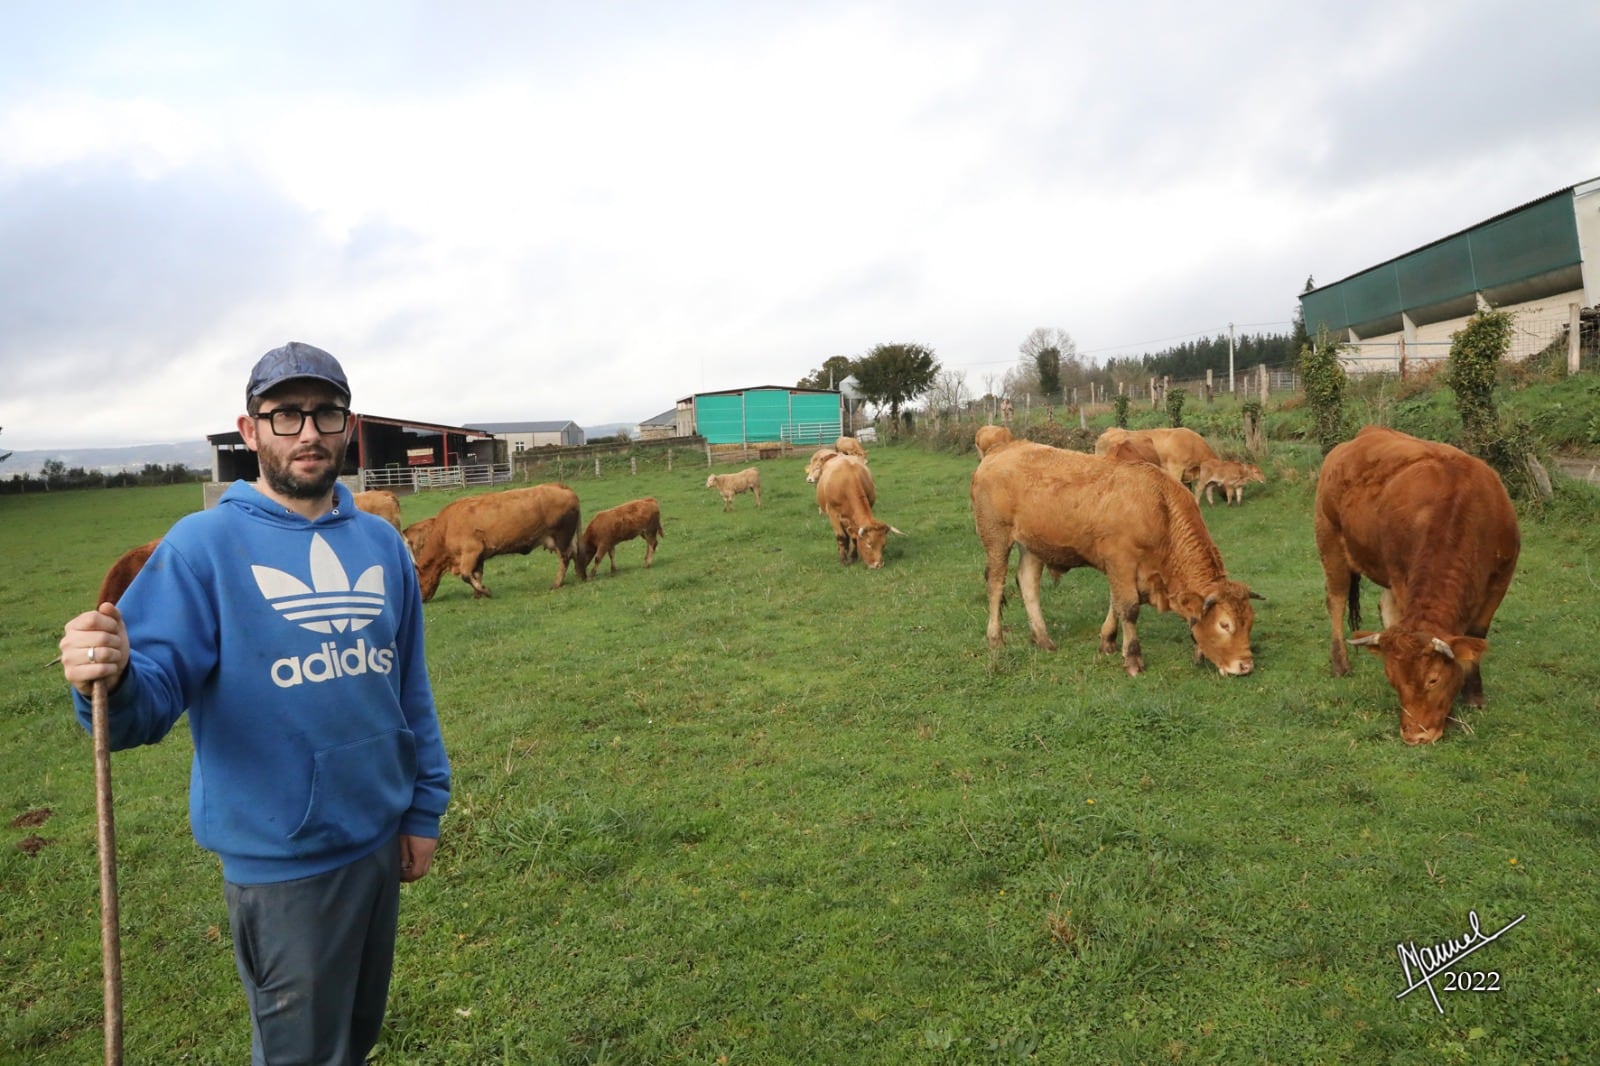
[255,406,351,436]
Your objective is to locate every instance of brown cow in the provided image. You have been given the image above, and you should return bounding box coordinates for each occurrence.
[804,448,840,484]
[413,483,587,600]
[815,454,902,568]
[352,489,403,530]
[1193,459,1265,506]
[972,440,1260,675]
[834,436,868,461]
[706,468,761,510]
[97,538,161,606]
[581,497,664,576]
[974,424,1015,456]
[401,517,435,558]
[1100,435,1162,467]
[1095,427,1219,486]
[1314,426,1520,744]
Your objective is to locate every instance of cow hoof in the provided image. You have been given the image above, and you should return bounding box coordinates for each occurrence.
[1031,636,1058,652]
[1097,639,1118,656]
[1330,663,1350,678]
[1124,658,1144,676]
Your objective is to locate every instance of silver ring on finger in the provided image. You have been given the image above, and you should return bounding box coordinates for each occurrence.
[88,646,97,664]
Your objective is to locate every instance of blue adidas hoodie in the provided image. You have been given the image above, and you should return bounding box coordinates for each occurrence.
[73,481,451,884]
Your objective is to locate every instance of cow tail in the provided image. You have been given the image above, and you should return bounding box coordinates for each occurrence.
[1346,572,1361,629]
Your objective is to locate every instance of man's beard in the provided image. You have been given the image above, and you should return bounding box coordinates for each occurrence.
[259,441,345,500]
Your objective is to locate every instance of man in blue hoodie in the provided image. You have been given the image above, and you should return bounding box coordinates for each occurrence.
[60,342,451,1065]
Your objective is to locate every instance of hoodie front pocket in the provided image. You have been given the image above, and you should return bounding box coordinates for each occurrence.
[289,729,417,852]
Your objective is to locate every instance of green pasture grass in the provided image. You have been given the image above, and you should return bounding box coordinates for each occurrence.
[5,451,1600,1064]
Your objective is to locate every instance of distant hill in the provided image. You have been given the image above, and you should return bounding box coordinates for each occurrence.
[583,422,637,440]
[2,440,213,480]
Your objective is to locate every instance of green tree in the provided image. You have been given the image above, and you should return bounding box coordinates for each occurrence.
[1165,387,1188,428]
[1299,325,1349,455]
[1290,275,1315,357]
[851,342,940,428]
[1019,327,1076,402]
[797,356,855,392]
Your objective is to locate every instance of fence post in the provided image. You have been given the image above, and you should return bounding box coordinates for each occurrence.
[1258,364,1269,406]
[1205,369,1213,404]
[668,448,673,472]
[1571,302,1582,375]
[705,443,712,467]
[630,457,637,476]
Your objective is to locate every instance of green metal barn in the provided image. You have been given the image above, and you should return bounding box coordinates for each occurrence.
[688,386,843,446]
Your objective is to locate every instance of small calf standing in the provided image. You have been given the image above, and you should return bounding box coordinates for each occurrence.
[706,468,762,511]
[1193,459,1266,506]
[582,498,664,576]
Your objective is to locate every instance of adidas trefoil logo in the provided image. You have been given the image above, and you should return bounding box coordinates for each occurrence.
[252,533,385,634]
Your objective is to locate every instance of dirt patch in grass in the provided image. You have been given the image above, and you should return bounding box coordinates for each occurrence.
[10,807,52,828]
[16,835,52,855]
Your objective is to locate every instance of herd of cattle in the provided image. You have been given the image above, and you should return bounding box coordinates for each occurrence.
[88,426,1519,745]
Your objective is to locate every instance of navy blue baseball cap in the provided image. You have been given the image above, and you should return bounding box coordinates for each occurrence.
[246,342,351,403]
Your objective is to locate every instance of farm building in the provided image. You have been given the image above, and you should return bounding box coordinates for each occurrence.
[638,408,687,441]
[467,420,586,452]
[204,412,500,507]
[683,386,844,447]
[1301,175,1600,372]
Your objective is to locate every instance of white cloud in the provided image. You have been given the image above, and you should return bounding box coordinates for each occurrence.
[2,1,1598,450]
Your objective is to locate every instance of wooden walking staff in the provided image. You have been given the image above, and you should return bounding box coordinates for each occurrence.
[91,676,124,1065]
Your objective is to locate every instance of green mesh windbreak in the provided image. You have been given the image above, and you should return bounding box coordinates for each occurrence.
[1472,195,1580,289]
[694,395,747,444]
[1397,235,1474,309]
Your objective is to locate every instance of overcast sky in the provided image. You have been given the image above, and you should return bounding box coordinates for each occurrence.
[4,1,1598,451]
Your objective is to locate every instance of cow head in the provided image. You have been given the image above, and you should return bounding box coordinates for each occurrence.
[854,521,905,569]
[1348,629,1487,744]
[1177,580,1260,676]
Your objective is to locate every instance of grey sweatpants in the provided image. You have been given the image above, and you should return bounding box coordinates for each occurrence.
[224,836,401,1066]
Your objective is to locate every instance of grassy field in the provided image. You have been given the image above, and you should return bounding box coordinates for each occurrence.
[4,437,1600,1064]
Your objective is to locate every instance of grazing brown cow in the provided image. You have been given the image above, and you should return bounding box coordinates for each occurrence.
[972,440,1260,675]
[413,483,587,600]
[401,517,435,558]
[1314,426,1520,744]
[974,424,1015,456]
[97,538,161,605]
[581,497,664,576]
[1095,427,1219,486]
[352,489,403,529]
[1193,459,1266,506]
[834,436,868,461]
[815,453,902,568]
[706,468,761,510]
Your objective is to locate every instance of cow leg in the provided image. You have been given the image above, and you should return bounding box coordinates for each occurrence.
[1323,570,1352,677]
[753,486,761,508]
[643,535,656,567]
[608,548,618,573]
[466,559,492,598]
[983,537,1012,649]
[1098,597,1118,655]
[1016,550,1057,651]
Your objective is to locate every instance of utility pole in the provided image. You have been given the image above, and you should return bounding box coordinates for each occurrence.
[1228,322,1236,393]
